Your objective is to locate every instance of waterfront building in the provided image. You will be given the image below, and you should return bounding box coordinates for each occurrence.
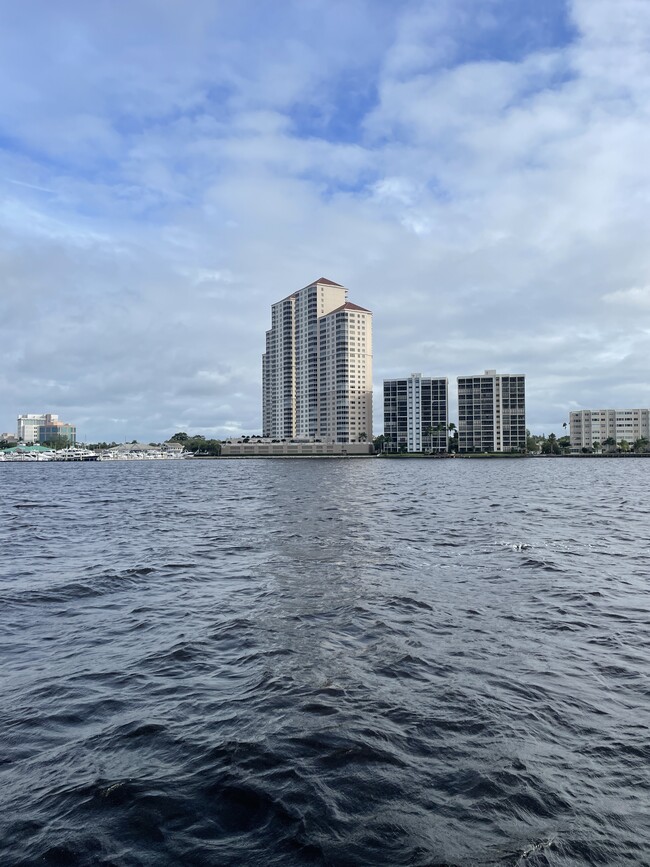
[457,370,526,453]
[383,374,448,453]
[221,438,373,457]
[570,408,650,452]
[38,419,76,445]
[262,278,373,443]
[17,413,58,443]
[18,413,76,445]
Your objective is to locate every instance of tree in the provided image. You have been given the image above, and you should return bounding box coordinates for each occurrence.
[358,432,367,442]
[592,441,601,454]
[558,435,571,454]
[541,433,561,455]
[633,437,649,453]
[603,436,617,453]
[170,432,189,442]
[619,439,630,453]
[42,435,71,450]
[448,422,458,453]
[373,434,386,453]
[526,430,544,453]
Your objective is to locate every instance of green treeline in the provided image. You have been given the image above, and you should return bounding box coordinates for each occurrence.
[168,432,221,455]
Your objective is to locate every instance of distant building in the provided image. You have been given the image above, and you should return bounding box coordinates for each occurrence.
[1,433,18,444]
[38,421,76,445]
[383,374,448,453]
[262,278,373,444]
[162,441,185,453]
[17,413,77,445]
[221,438,373,456]
[17,414,57,443]
[570,409,650,451]
[457,370,526,453]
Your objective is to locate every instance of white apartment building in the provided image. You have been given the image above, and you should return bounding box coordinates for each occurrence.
[318,301,372,443]
[570,409,650,451]
[383,374,448,453]
[263,278,373,443]
[17,413,59,443]
[457,370,526,453]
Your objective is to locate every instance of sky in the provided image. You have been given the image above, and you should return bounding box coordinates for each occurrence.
[1,0,649,442]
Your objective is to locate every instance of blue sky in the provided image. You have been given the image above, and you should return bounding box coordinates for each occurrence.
[1,0,649,441]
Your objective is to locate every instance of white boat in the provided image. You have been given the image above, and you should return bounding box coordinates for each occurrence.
[50,447,99,461]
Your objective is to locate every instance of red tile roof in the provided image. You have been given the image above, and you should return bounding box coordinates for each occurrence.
[328,301,372,314]
[300,276,345,290]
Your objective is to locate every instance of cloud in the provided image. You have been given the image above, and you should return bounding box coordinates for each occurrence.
[602,286,650,310]
[1,0,649,440]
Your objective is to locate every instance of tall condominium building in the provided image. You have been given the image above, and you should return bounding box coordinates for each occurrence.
[383,374,448,453]
[262,278,373,443]
[457,370,526,453]
[570,408,650,451]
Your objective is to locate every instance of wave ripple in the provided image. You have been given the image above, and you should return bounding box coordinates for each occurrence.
[1,459,648,865]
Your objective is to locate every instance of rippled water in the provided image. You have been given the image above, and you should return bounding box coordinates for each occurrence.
[0,458,648,866]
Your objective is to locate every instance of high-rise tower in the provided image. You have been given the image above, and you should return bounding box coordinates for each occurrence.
[262,278,373,443]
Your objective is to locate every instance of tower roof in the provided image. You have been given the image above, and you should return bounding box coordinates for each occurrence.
[328,301,372,314]
[301,277,345,290]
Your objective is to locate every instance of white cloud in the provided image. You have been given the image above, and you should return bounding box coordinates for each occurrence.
[1,0,650,440]
[603,286,650,309]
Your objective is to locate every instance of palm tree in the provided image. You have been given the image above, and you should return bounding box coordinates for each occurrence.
[592,440,601,454]
[358,432,367,443]
[633,437,649,453]
[448,422,457,453]
[424,424,434,453]
[603,436,616,453]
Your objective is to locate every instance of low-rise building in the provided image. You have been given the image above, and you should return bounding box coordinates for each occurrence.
[570,409,650,451]
[221,438,373,456]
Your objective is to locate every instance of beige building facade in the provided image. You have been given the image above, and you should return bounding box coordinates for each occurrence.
[262,278,372,443]
[570,409,650,451]
[317,301,372,443]
[17,413,60,443]
[222,439,373,456]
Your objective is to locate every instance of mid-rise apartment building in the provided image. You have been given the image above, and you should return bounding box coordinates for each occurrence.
[457,370,526,453]
[570,408,650,451]
[383,374,448,453]
[18,414,56,443]
[262,278,372,443]
[38,422,76,445]
[17,413,76,444]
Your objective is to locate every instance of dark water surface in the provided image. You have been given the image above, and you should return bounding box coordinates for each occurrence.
[1,459,648,866]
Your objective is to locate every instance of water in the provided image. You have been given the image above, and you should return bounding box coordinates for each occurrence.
[0,458,648,866]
